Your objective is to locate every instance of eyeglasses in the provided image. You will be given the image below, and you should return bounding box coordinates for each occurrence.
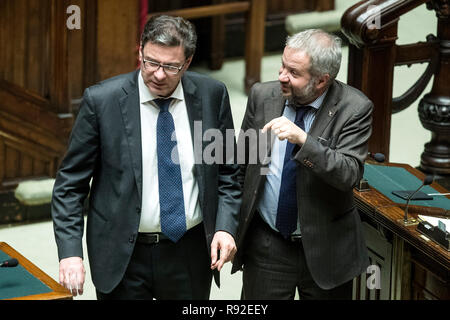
[142,58,185,75]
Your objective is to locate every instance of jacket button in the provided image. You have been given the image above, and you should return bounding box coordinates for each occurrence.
[136,207,141,213]
[129,235,135,243]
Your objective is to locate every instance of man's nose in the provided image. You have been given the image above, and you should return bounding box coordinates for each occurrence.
[154,66,167,80]
[278,68,289,82]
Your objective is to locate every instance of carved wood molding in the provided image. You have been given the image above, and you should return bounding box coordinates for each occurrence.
[0,80,72,191]
[392,36,440,113]
[427,0,450,19]
[341,0,447,162]
[0,80,73,139]
[0,132,60,191]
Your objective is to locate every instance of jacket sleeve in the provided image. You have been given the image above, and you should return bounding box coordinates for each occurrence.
[236,83,260,189]
[294,99,373,192]
[51,87,99,260]
[214,83,242,238]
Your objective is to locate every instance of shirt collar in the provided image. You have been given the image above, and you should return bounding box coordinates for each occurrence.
[308,88,328,110]
[138,70,184,105]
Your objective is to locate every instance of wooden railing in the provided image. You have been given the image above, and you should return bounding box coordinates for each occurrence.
[341,0,449,176]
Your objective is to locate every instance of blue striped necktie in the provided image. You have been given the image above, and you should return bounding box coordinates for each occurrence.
[276,106,310,238]
[155,98,186,242]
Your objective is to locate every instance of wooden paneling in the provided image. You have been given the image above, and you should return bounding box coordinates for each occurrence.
[353,222,392,300]
[96,0,140,81]
[0,0,99,192]
[0,98,65,190]
[0,0,332,194]
[1,1,53,104]
[266,0,332,14]
[412,258,449,300]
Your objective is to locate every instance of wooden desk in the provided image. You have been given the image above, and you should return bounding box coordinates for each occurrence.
[353,162,450,300]
[0,242,72,300]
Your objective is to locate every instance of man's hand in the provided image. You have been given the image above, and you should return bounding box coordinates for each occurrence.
[210,231,237,271]
[59,257,86,297]
[262,116,307,145]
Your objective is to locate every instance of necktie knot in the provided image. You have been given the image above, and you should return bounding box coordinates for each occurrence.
[154,98,172,113]
[294,105,311,124]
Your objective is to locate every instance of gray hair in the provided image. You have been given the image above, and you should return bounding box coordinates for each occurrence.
[286,29,342,82]
[141,15,197,59]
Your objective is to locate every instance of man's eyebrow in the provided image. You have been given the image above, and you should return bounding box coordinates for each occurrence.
[281,58,294,70]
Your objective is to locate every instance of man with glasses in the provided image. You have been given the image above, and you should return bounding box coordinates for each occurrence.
[52,15,241,300]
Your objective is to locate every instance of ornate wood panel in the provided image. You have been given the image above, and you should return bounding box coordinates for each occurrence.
[0,0,75,191]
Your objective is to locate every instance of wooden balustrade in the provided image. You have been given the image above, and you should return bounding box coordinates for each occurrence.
[341,0,450,178]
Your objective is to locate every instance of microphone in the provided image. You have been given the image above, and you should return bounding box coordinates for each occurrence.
[368,152,385,163]
[0,258,18,268]
[398,175,434,226]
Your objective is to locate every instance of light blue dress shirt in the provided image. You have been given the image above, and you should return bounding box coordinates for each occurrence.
[257,89,328,236]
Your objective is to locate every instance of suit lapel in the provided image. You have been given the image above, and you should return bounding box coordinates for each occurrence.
[308,81,339,137]
[119,71,143,202]
[181,74,205,210]
[182,75,203,151]
[263,87,285,157]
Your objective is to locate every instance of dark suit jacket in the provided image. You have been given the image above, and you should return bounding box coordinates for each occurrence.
[52,70,242,293]
[232,80,372,290]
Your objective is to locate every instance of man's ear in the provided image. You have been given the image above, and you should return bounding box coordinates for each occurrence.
[316,74,330,90]
[183,56,193,70]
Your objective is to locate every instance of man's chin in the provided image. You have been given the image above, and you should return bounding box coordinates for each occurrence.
[148,84,170,97]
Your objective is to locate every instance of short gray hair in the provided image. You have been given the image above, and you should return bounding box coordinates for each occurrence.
[141,15,197,59]
[286,29,342,81]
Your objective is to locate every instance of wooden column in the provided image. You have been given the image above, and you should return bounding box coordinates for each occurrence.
[341,0,436,161]
[418,1,450,175]
[209,0,226,70]
[244,0,267,92]
[346,26,398,160]
[96,0,140,80]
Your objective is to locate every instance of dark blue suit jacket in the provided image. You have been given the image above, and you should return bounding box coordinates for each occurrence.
[52,70,242,293]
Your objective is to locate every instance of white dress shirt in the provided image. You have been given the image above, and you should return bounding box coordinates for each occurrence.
[138,71,202,232]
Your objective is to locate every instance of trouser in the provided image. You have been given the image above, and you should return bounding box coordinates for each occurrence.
[97,223,212,300]
[241,213,353,300]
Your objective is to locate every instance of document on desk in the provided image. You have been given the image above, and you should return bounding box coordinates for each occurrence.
[419,215,450,232]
